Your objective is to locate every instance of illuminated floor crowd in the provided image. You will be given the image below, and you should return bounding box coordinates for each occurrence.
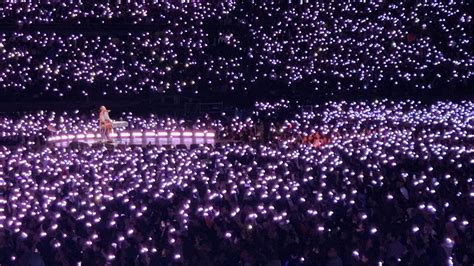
[0,100,472,265]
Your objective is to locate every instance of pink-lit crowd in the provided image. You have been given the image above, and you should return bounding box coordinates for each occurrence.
[0,1,472,265]
[0,1,471,97]
[0,100,472,265]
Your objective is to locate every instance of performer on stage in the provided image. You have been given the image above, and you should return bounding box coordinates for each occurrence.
[99,106,113,141]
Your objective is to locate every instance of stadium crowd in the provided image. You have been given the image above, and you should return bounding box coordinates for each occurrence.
[0,100,473,265]
[0,1,472,265]
[0,0,472,98]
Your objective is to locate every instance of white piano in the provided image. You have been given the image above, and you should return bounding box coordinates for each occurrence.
[112,120,128,129]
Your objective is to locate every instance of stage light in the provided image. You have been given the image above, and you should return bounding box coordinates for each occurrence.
[145,131,156,137]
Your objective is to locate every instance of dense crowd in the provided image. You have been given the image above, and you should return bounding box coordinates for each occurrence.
[0,1,473,265]
[0,1,472,97]
[0,100,473,265]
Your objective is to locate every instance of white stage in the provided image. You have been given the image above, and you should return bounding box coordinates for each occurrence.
[48,130,215,147]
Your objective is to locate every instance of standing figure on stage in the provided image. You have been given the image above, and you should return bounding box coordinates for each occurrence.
[99,106,113,141]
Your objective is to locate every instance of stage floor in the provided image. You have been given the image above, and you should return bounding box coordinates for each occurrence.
[48,130,215,148]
